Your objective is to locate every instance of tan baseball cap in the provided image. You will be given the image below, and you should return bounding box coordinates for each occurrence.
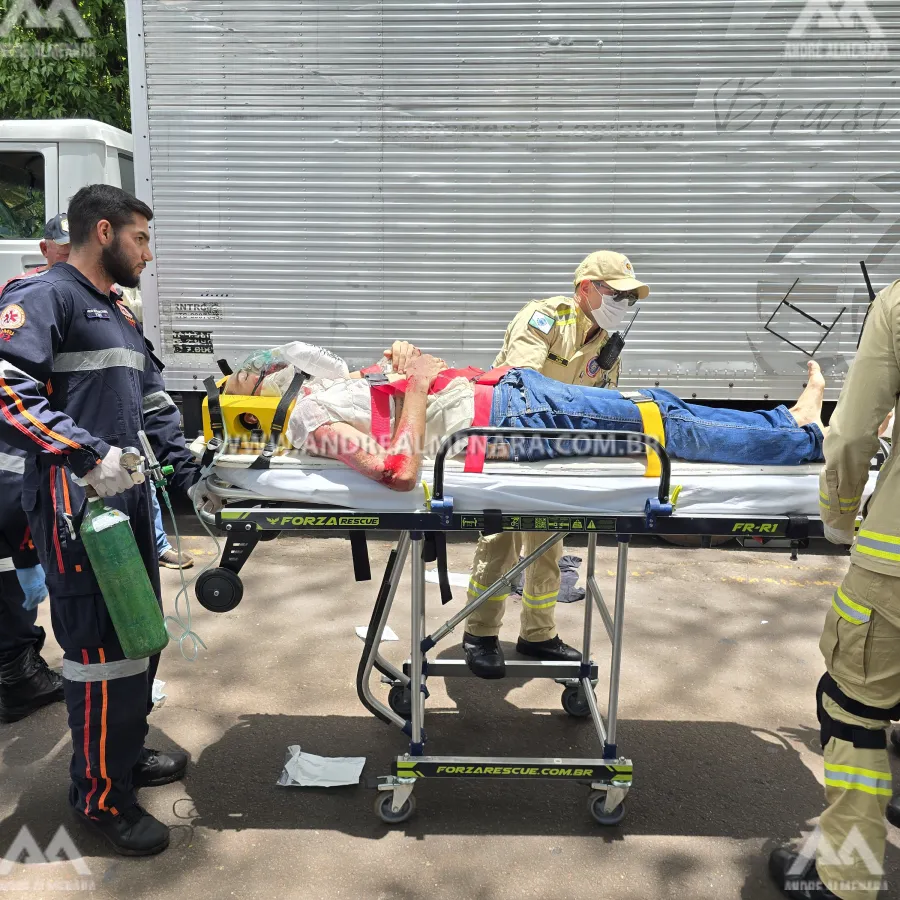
[574,250,650,299]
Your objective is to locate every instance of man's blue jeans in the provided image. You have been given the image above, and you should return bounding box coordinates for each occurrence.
[489,368,824,466]
[152,490,172,556]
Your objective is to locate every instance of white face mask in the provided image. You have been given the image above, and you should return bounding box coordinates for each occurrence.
[590,296,629,333]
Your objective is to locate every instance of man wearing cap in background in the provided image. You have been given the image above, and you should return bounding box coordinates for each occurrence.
[463,251,651,677]
[0,213,71,292]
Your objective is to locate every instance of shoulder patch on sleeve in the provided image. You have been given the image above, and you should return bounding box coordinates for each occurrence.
[0,304,26,330]
[528,311,555,335]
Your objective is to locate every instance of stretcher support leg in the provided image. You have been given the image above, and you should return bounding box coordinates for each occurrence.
[581,533,597,662]
[605,537,630,758]
[577,533,608,746]
[409,531,427,754]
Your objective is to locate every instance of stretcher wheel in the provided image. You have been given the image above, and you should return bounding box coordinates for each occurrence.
[259,531,280,542]
[387,684,412,718]
[195,568,243,613]
[588,791,626,826]
[374,791,416,824]
[561,685,592,718]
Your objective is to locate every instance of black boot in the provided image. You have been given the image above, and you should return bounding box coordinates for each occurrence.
[462,632,505,679]
[888,794,900,829]
[133,747,189,787]
[515,635,582,662]
[0,644,64,724]
[768,848,840,899]
[73,803,169,857]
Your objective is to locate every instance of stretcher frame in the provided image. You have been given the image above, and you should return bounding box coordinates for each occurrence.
[196,427,824,826]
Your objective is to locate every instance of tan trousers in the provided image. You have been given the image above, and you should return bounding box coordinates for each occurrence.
[465,532,562,643]
[816,563,900,900]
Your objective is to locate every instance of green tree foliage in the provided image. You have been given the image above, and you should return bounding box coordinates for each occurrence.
[0,0,130,131]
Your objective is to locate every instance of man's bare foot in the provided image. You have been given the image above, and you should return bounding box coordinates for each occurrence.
[789,361,826,430]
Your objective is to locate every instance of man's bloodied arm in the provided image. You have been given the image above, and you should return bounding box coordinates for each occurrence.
[305,354,445,491]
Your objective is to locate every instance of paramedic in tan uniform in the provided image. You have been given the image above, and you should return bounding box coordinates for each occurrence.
[463,251,651,678]
[770,280,900,900]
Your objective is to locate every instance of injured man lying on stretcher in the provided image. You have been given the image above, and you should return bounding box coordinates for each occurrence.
[222,342,827,492]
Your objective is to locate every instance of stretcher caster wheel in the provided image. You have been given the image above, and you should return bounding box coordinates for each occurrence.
[561,685,592,718]
[588,791,626,826]
[388,684,412,718]
[259,531,280,542]
[195,568,243,613]
[374,792,416,824]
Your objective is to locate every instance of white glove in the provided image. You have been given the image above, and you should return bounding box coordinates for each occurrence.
[824,523,855,546]
[82,447,136,498]
[189,477,225,514]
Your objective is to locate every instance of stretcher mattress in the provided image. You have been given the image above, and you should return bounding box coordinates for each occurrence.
[192,439,879,516]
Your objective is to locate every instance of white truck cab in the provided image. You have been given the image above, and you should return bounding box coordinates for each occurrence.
[0,119,133,285]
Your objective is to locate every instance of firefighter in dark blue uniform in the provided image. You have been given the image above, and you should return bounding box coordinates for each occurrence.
[0,185,211,856]
[0,442,64,722]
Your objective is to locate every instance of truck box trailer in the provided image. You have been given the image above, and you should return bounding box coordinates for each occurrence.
[124,0,900,422]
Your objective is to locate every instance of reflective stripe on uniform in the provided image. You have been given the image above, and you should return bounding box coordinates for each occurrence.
[468,577,507,601]
[831,587,872,625]
[142,390,175,414]
[53,348,145,374]
[62,656,150,683]
[556,310,577,327]
[0,558,14,573]
[522,589,558,609]
[819,490,861,511]
[824,763,893,797]
[855,530,900,562]
[0,375,79,451]
[0,450,25,474]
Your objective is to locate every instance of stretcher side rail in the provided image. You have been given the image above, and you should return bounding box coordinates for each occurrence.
[211,504,823,539]
[431,426,671,504]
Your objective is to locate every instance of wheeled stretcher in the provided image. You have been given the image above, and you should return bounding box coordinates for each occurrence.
[189,421,880,827]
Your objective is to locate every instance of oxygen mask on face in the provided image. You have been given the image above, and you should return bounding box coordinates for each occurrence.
[226,349,290,397]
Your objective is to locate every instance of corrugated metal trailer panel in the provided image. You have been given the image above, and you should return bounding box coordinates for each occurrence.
[130,0,900,399]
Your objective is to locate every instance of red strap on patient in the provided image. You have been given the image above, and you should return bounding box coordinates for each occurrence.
[464,366,512,474]
[364,366,511,456]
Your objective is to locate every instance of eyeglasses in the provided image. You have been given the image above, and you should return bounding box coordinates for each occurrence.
[592,281,640,306]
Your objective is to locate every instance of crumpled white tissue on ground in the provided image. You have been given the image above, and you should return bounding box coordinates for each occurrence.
[276,746,366,788]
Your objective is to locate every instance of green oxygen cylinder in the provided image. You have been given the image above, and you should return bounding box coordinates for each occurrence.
[79,495,169,659]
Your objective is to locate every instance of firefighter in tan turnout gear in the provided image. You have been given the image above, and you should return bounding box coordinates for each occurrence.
[770,280,900,900]
[462,251,651,678]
